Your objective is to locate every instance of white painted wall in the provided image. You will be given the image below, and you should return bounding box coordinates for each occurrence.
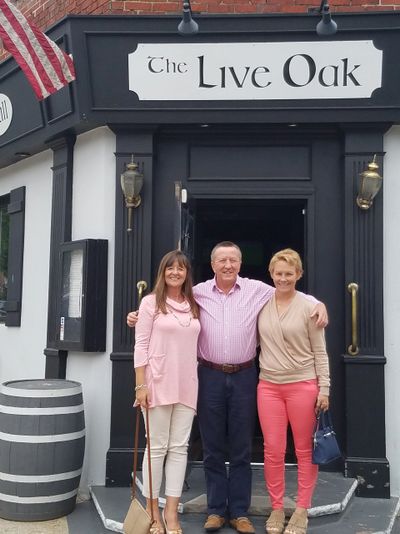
[383,126,400,497]
[0,127,116,494]
[65,126,116,493]
[0,150,52,381]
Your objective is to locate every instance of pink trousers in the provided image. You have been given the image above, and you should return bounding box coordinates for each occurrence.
[257,379,318,509]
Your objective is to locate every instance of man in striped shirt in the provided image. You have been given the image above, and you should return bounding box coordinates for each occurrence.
[193,242,326,534]
[127,241,327,534]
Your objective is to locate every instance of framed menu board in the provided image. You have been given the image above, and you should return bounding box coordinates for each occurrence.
[56,239,108,351]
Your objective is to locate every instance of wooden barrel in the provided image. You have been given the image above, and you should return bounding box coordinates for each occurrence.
[0,379,85,521]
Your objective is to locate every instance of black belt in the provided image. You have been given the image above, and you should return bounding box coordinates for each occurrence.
[198,357,255,374]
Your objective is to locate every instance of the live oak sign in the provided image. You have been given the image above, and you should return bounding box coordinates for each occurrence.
[128,41,382,101]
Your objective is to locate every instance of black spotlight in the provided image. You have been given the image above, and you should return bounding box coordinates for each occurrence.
[178,0,199,35]
[316,0,337,36]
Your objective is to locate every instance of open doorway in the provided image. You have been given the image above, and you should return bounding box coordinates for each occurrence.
[194,198,306,289]
[189,197,307,462]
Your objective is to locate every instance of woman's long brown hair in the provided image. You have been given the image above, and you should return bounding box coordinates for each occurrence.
[153,250,199,319]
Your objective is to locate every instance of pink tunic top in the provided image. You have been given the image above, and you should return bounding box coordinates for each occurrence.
[133,294,201,410]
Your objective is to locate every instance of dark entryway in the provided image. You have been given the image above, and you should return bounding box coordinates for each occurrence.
[152,127,345,468]
[188,197,307,463]
[193,198,306,289]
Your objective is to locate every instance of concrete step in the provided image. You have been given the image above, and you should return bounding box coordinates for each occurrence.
[91,466,365,532]
[90,483,400,534]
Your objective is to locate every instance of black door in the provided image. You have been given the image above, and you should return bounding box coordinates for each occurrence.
[153,127,345,465]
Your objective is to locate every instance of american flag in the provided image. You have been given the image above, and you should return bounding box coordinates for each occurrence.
[0,0,75,100]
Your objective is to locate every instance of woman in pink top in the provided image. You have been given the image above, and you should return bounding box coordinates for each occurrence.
[257,249,330,534]
[134,250,201,534]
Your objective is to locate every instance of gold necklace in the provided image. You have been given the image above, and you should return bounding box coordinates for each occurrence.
[167,306,192,327]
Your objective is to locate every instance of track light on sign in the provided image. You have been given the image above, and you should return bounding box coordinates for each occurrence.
[316,0,337,36]
[178,0,199,35]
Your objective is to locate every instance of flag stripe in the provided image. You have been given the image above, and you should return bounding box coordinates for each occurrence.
[6,1,66,89]
[0,0,75,100]
[0,9,49,98]
[5,0,74,89]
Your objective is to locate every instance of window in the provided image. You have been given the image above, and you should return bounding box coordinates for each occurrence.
[0,194,9,322]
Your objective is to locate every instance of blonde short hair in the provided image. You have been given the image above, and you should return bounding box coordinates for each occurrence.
[268,248,303,277]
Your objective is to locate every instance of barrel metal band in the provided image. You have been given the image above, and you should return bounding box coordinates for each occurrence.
[0,404,84,415]
[0,429,85,443]
[0,489,78,504]
[0,468,82,483]
[0,385,82,397]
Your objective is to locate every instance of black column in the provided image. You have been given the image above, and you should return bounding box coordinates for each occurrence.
[342,126,389,498]
[5,186,26,327]
[106,129,154,486]
[44,135,76,379]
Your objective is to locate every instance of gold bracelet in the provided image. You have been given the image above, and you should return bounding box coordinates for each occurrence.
[135,384,147,391]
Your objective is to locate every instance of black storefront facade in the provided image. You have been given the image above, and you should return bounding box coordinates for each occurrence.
[0,12,399,499]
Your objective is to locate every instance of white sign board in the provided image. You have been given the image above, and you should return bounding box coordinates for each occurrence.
[0,94,12,135]
[128,41,382,101]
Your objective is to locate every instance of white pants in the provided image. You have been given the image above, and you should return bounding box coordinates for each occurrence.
[142,403,195,498]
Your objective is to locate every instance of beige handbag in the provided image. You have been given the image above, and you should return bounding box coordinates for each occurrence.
[123,407,154,534]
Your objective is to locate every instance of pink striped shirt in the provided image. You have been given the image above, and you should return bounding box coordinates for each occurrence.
[193,276,274,365]
[193,276,319,365]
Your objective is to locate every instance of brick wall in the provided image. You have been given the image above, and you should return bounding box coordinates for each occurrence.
[7,0,400,28]
[1,0,398,60]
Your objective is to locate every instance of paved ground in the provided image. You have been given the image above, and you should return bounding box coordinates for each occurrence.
[0,499,109,534]
[0,500,399,534]
[0,516,69,534]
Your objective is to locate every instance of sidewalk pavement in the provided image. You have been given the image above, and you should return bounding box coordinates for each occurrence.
[1,499,400,534]
[0,499,109,534]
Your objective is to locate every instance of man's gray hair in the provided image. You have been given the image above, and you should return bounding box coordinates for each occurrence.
[210,241,242,261]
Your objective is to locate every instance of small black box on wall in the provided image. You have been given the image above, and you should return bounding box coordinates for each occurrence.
[56,239,108,352]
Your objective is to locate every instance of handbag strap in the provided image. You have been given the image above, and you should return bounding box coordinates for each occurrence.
[315,409,334,432]
[132,406,154,522]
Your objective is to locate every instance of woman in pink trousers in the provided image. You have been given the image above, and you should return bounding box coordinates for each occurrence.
[257,249,330,534]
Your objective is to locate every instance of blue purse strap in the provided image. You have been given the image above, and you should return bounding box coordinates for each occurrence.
[314,409,334,433]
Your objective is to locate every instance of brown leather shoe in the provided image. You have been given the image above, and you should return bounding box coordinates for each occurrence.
[204,514,225,532]
[229,517,256,534]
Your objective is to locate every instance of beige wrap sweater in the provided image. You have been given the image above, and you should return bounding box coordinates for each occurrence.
[258,292,330,396]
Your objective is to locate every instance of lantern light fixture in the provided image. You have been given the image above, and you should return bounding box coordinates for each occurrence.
[120,155,144,232]
[356,154,383,210]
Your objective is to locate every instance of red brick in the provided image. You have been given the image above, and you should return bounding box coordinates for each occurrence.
[351,0,379,5]
[281,4,308,10]
[124,1,153,8]
[108,1,125,8]
[257,3,284,10]
[151,1,180,9]
[233,3,258,11]
[205,2,232,9]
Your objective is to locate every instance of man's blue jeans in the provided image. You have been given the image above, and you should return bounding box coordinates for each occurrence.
[197,363,257,519]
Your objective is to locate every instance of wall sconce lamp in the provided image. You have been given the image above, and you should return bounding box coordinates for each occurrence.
[178,0,199,35]
[120,155,144,232]
[316,0,337,36]
[356,155,383,210]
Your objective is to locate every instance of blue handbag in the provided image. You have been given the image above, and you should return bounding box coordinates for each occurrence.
[312,410,341,465]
